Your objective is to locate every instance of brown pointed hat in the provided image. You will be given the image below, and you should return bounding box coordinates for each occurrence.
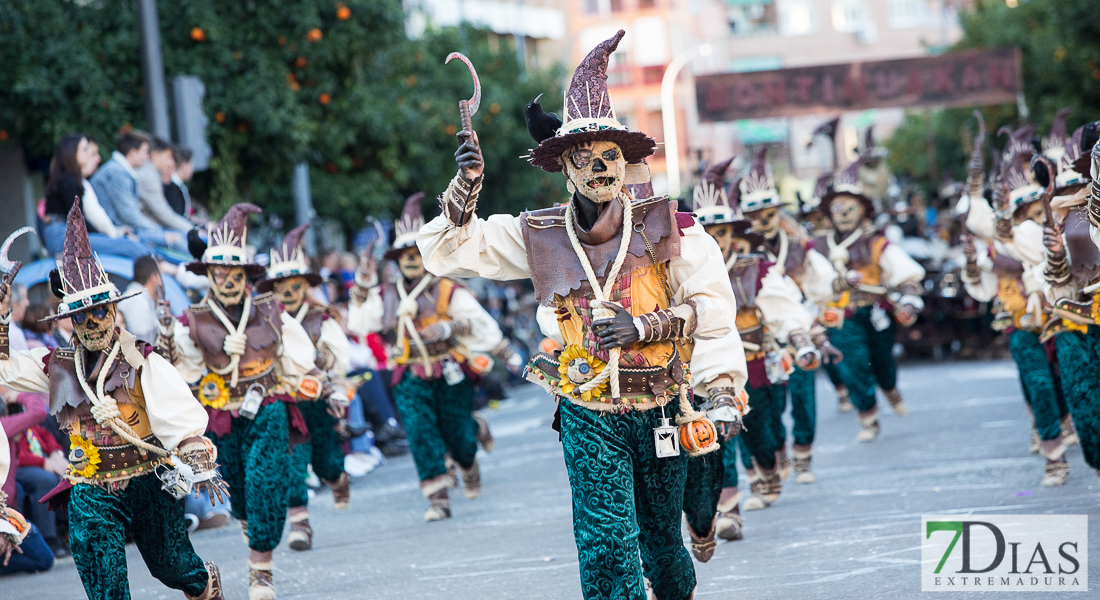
[727,218,765,249]
[529,30,656,173]
[1055,122,1097,192]
[692,156,736,225]
[739,147,782,214]
[820,158,875,217]
[385,192,425,260]
[43,200,141,322]
[798,172,833,216]
[257,222,323,293]
[185,202,265,277]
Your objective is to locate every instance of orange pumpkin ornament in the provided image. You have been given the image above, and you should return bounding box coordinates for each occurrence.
[679,418,719,456]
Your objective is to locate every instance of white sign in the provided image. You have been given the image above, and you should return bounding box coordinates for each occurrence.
[921,515,1087,592]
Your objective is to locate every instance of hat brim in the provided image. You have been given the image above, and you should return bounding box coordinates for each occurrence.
[40,290,144,323]
[255,272,324,294]
[185,261,268,278]
[530,130,656,173]
[730,221,766,249]
[820,191,876,221]
[384,242,420,261]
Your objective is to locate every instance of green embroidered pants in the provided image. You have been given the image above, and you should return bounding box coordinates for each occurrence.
[1009,330,1067,442]
[288,399,347,508]
[1054,329,1100,469]
[69,473,208,600]
[823,359,845,388]
[208,401,290,552]
[392,372,478,481]
[827,306,898,412]
[682,444,723,536]
[559,399,694,600]
[737,381,784,471]
[786,367,817,447]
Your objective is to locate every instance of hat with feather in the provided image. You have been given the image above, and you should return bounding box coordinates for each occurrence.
[185,203,265,277]
[257,222,322,293]
[385,192,425,260]
[1055,122,1098,192]
[692,156,736,225]
[997,125,1041,215]
[738,147,782,214]
[43,200,140,322]
[528,30,656,176]
[820,158,875,217]
[1042,108,1072,165]
[857,126,888,160]
[798,172,833,217]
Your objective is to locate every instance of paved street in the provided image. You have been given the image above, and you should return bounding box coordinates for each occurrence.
[5,358,1099,599]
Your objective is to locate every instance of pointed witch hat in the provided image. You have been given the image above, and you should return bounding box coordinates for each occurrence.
[185,203,265,277]
[1054,122,1098,192]
[798,172,834,217]
[257,222,322,293]
[739,147,782,214]
[385,192,425,260]
[693,156,736,225]
[43,200,141,322]
[820,158,875,218]
[529,30,656,173]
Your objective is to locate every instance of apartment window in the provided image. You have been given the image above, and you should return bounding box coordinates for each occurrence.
[582,0,623,15]
[831,0,866,33]
[778,0,814,36]
[887,0,927,29]
[727,2,779,37]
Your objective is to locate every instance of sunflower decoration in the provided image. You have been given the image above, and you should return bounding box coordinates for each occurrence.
[557,345,608,402]
[198,372,230,409]
[68,435,101,479]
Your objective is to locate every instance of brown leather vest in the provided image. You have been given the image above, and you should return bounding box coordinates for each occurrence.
[185,293,282,396]
[380,278,461,370]
[298,304,328,347]
[520,197,681,306]
[729,255,766,354]
[760,233,807,282]
[1065,208,1100,283]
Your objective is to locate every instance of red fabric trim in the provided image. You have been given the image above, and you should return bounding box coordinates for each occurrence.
[746,357,769,389]
[41,349,55,374]
[179,312,190,327]
[675,212,695,235]
[40,479,73,511]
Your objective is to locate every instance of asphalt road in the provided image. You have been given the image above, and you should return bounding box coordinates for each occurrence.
[5,358,1098,599]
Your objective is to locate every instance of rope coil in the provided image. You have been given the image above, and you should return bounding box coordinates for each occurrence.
[205,294,252,388]
[74,342,167,457]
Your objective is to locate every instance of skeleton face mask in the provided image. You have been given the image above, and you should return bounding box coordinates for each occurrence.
[704,224,751,261]
[829,196,866,233]
[397,248,426,281]
[209,266,248,306]
[273,276,309,314]
[1018,201,1045,226]
[563,140,626,203]
[72,304,117,352]
[806,211,831,234]
[747,207,781,239]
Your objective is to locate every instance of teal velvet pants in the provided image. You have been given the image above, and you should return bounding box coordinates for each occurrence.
[737,381,785,471]
[682,442,724,535]
[1054,329,1100,469]
[392,372,478,481]
[69,473,208,599]
[827,306,898,412]
[1009,329,1067,442]
[288,399,347,508]
[786,367,817,447]
[208,401,290,552]
[559,399,695,600]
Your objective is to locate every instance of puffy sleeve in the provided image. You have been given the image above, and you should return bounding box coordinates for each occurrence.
[0,347,51,394]
[665,223,737,340]
[690,329,748,396]
[448,287,503,353]
[169,319,206,385]
[960,245,999,303]
[535,304,563,346]
[962,194,997,243]
[1006,220,1047,268]
[317,318,351,376]
[277,311,319,389]
[418,213,531,280]
[879,243,926,289]
[799,248,839,304]
[140,352,208,451]
[756,270,815,343]
[346,285,383,337]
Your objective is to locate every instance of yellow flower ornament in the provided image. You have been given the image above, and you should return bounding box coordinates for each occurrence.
[68,435,101,479]
[198,372,230,409]
[558,345,607,402]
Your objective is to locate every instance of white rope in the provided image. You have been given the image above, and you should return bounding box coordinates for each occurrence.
[293,303,309,323]
[205,294,252,388]
[75,341,167,457]
[563,196,634,400]
[396,275,435,371]
[766,229,789,275]
[826,226,866,274]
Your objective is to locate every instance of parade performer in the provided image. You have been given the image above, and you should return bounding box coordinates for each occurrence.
[0,420,32,569]
[960,119,1073,485]
[817,158,925,442]
[739,149,842,483]
[347,193,502,522]
[1038,118,1100,484]
[419,31,746,600]
[0,202,225,600]
[257,223,352,551]
[159,203,321,600]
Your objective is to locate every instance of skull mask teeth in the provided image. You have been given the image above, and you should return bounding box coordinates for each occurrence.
[829,196,866,233]
[748,207,781,239]
[74,304,117,352]
[210,266,248,306]
[398,248,426,281]
[273,276,308,313]
[564,140,626,203]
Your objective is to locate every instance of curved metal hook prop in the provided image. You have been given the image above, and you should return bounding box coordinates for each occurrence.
[445,52,481,134]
